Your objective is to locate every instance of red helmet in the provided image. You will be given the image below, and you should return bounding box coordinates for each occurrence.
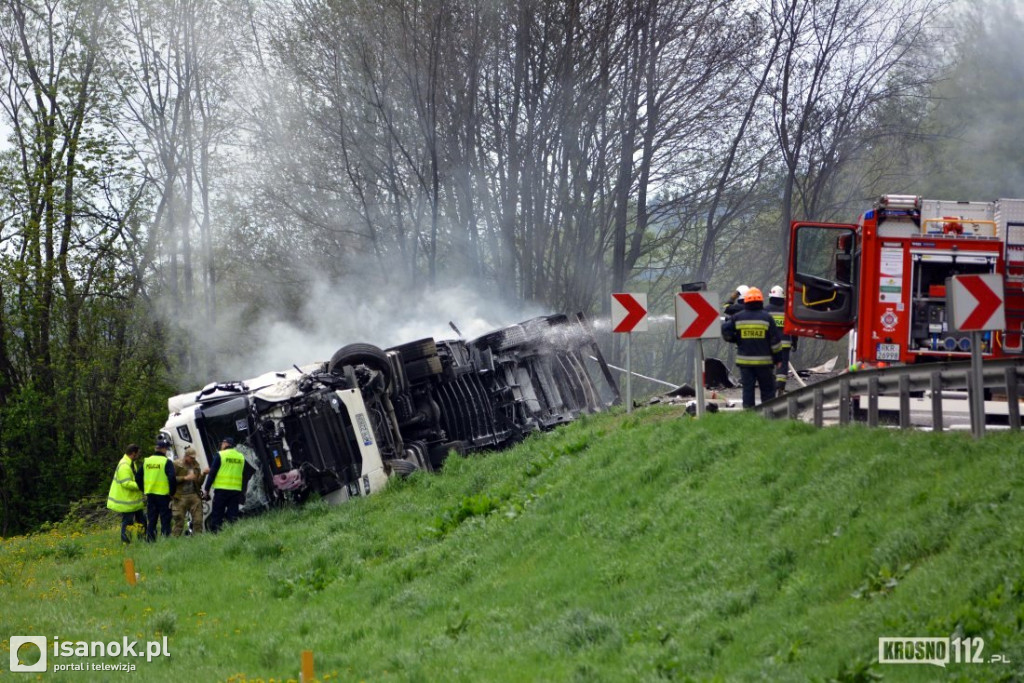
[744,287,764,303]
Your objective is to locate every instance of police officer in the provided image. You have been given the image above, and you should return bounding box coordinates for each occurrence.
[172,447,208,536]
[203,437,246,533]
[765,285,797,394]
[138,436,177,541]
[106,444,147,544]
[721,287,784,408]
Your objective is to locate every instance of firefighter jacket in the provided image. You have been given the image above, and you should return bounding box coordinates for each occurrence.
[106,455,144,513]
[174,460,206,498]
[141,455,177,497]
[765,300,797,351]
[721,305,784,366]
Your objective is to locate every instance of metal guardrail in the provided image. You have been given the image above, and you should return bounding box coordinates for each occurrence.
[757,358,1024,431]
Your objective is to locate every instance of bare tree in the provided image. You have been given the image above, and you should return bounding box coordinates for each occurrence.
[769,0,944,259]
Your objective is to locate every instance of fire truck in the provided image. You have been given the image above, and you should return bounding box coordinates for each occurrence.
[784,194,1024,365]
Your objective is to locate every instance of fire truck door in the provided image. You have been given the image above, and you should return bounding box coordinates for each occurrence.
[787,222,858,340]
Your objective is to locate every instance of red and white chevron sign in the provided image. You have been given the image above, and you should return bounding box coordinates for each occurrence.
[675,292,721,339]
[950,274,1005,332]
[611,293,648,333]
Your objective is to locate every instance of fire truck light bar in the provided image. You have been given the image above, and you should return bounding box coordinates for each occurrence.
[876,194,921,211]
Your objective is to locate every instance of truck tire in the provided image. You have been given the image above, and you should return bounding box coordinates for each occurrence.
[429,440,467,469]
[391,338,437,362]
[328,343,392,384]
[404,355,443,382]
[389,459,419,477]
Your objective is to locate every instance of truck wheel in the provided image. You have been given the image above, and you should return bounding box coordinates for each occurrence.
[389,459,419,478]
[429,440,467,469]
[391,338,437,362]
[328,343,392,385]
[404,356,443,382]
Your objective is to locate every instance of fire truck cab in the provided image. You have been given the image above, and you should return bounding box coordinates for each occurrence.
[785,194,1024,365]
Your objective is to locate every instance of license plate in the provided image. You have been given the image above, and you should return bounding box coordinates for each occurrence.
[876,343,900,361]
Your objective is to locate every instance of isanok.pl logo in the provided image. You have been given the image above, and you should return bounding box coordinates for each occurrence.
[9,636,47,672]
[8,635,170,674]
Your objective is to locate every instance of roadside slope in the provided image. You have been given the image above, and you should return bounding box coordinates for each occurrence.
[2,407,1023,681]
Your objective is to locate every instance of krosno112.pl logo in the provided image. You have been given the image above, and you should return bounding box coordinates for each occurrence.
[878,637,1010,667]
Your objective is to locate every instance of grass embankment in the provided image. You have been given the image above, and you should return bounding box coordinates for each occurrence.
[2,408,1024,682]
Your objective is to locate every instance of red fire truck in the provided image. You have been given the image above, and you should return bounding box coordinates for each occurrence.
[784,194,1024,365]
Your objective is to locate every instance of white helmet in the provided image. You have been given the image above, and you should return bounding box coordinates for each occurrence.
[735,285,750,301]
[769,285,784,299]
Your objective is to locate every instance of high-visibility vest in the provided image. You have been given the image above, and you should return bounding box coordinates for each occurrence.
[143,455,171,495]
[212,448,245,491]
[106,455,144,512]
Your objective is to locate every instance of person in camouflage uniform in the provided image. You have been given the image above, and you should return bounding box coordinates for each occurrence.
[172,447,208,536]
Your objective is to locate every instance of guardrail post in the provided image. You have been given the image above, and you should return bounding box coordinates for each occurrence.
[787,394,799,420]
[813,388,824,428]
[899,374,911,429]
[867,376,879,428]
[1006,366,1020,431]
[930,371,943,432]
[839,381,850,426]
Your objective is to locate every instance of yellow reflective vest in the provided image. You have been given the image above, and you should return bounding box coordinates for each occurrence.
[212,448,245,491]
[106,455,144,512]
[143,455,171,495]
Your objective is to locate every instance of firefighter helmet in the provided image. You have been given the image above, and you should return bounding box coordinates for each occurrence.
[744,287,764,303]
[735,284,750,301]
[769,285,784,299]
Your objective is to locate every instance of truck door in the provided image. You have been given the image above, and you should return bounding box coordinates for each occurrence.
[787,222,859,341]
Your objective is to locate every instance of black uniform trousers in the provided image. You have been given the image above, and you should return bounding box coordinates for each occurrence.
[208,489,243,533]
[120,510,147,544]
[740,365,775,409]
[146,494,172,541]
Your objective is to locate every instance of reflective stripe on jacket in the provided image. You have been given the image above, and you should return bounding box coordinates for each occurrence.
[107,455,144,512]
[212,448,245,491]
[765,301,794,350]
[722,307,784,366]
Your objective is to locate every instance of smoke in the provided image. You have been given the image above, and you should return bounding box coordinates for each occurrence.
[218,277,546,380]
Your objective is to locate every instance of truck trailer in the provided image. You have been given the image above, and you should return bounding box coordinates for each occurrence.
[159,313,619,516]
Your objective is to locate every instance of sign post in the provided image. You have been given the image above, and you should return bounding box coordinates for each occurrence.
[948,274,1006,439]
[611,293,649,413]
[675,289,721,417]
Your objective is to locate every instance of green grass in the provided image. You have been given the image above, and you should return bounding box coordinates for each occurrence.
[3,407,1024,681]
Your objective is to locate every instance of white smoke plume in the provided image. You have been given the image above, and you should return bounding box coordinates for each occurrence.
[218,278,547,381]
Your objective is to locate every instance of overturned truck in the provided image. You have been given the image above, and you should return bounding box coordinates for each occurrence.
[160,314,619,511]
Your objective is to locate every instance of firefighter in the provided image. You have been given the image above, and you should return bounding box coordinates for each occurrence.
[766,285,797,394]
[172,447,208,536]
[106,444,147,544]
[204,437,246,533]
[722,284,749,317]
[721,287,784,408]
[138,436,177,541]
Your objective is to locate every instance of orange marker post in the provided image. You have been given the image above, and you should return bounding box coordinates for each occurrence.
[300,650,314,682]
[124,558,137,586]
